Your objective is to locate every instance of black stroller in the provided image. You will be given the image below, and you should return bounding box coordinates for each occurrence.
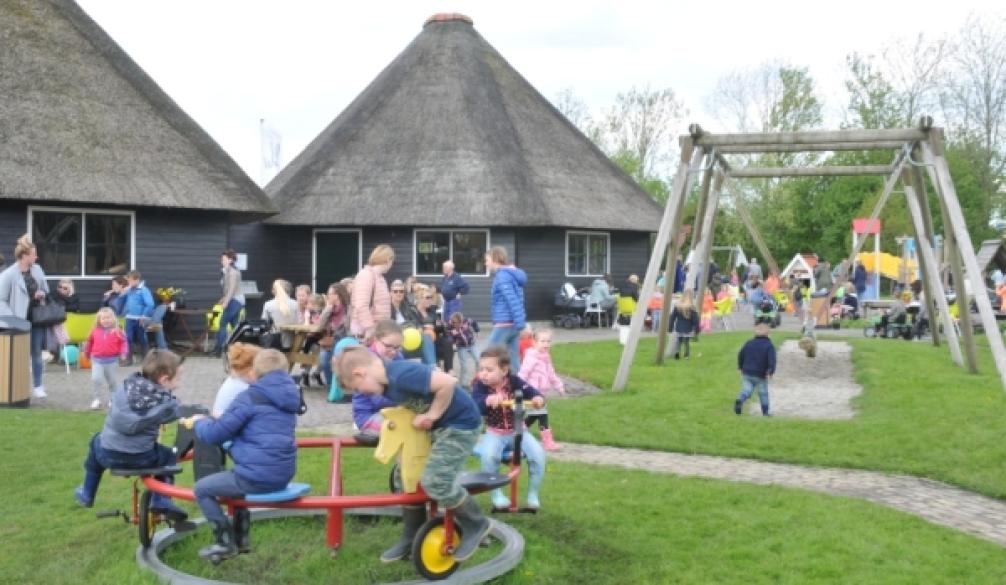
[222,318,307,415]
[552,283,588,329]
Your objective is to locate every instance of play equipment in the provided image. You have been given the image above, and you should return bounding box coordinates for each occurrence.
[117,403,526,580]
[402,327,422,351]
[856,251,918,284]
[754,298,781,328]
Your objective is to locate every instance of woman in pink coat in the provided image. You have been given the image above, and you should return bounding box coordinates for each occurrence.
[350,245,394,343]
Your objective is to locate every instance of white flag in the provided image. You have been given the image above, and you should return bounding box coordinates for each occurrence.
[260,119,282,172]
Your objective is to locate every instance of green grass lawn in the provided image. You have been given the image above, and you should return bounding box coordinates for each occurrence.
[3,410,1006,584]
[550,331,1006,498]
[5,335,1006,583]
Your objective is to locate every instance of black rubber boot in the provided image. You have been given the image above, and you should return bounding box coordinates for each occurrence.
[451,495,491,562]
[380,505,426,563]
[734,399,743,415]
[234,508,252,554]
[198,519,238,564]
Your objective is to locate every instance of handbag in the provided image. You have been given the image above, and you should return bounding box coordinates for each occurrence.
[30,298,67,327]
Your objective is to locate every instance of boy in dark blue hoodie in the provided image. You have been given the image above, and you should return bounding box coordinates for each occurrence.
[188,349,300,563]
[734,323,776,416]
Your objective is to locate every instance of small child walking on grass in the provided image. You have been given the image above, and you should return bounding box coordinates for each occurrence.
[668,290,699,359]
[82,307,129,410]
[517,328,564,451]
[447,312,480,390]
[734,322,776,416]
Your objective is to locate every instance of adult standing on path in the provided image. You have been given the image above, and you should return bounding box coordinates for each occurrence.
[853,261,868,298]
[212,249,245,358]
[746,258,763,282]
[440,260,470,321]
[0,234,51,399]
[814,259,832,294]
[350,244,394,343]
[485,246,527,370]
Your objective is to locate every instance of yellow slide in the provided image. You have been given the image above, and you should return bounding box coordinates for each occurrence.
[856,252,917,282]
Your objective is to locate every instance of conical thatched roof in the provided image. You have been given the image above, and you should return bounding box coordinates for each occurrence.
[266,14,661,230]
[0,0,275,216]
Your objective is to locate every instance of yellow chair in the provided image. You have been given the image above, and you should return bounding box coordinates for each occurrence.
[63,312,97,345]
[616,295,637,323]
[713,296,734,331]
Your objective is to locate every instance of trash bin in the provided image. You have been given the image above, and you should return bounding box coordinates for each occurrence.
[0,315,31,407]
[808,294,830,328]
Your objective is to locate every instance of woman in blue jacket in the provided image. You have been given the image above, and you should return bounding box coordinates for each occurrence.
[485,246,527,370]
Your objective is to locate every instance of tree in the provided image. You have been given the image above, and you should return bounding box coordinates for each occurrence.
[707,61,822,134]
[552,87,596,137]
[844,52,904,129]
[599,85,686,182]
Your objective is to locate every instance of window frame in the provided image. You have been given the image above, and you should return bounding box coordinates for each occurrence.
[565,230,611,277]
[412,228,491,277]
[27,205,136,279]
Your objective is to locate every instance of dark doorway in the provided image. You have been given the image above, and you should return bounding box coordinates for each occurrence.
[314,231,361,292]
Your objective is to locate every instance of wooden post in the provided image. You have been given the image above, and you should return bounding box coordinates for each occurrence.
[656,150,709,364]
[733,191,780,277]
[903,176,964,366]
[613,140,698,391]
[686,171,726,348]
[684,160,716,290]
[905,164,946,349]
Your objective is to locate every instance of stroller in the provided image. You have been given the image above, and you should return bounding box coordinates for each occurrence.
[552,283,588,329]
[223,318,308,414]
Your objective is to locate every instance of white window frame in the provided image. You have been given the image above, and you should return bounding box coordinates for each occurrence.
[412,228,491,277]
[311,229,363,292]
[27,205,136,279]
[565,230,610,277]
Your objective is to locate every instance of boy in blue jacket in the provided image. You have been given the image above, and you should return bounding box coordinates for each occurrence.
[120,270,155,365]
[734,323,777,416]
[188,349,300,563]
[337,346,490,564]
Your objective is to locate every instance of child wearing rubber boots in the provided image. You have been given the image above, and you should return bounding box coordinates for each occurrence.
[473,346,547,509]
[188,349,300,563]
[337,346,490,564]
[734,322,776,416]
[74,350,188,522]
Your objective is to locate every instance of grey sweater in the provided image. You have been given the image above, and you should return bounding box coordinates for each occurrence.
[100,374,180,454]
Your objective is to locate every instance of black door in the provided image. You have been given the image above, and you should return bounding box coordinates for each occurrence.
[315,231,360,292]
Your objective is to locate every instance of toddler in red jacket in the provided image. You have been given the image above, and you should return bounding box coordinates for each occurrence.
[82,307,129,410]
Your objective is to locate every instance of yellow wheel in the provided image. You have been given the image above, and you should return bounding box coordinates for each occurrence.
[138,490,158,549]
[411,517,460,580]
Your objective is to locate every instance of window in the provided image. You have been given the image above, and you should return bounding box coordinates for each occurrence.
[567,231,609,276]
[414,230,489,275]
[30,207,133,277]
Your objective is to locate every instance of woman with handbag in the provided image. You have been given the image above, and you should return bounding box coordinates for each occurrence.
[314,283,350,388]
[0,234,54,399]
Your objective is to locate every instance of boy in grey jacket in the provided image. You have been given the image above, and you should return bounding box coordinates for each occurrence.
[74,350,189,521]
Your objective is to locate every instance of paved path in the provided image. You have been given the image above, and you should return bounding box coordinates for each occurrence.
[549,443,1006,547]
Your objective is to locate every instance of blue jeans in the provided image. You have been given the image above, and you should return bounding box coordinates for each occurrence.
[477,431,545,495]
[487,325,521,371]
[81,432,177,505]
[215,299,243,351]
[125,318,148,357]
[403,334,437,366]
[194,470,265,526]
[30,325,45,387]
[455,346,479,390]
[318,348,334,386]
[737,375,769,412]
[150,305,168,349]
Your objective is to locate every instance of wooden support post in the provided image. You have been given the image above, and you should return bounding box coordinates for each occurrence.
[717,141,907,154]
[729,165,893,178]
[693,127,928,147]
[732,189,780,277]
[613,140,699,391]
[913,163,941,347]
[687,171,726,347]
[684,159,716,290]
[944,217,979,372]
[657,151,709,363]
[903,176,964,366]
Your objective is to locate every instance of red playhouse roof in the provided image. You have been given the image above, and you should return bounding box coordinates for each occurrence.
[853,219,881,235]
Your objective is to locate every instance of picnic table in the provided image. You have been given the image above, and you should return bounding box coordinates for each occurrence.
[280,323,320,371]
[169,308,213,355]
[861,299,895,320]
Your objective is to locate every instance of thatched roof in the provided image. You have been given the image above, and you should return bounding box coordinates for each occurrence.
[0,0,275,217]
[265,14,661,231]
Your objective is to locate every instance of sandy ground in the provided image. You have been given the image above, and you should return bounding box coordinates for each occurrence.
[738,340,862,419]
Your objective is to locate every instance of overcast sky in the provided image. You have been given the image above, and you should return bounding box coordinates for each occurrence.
[77,1,1000,184]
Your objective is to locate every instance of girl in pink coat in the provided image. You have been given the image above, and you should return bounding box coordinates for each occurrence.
[82,307,129,410]
[517,328,564,450]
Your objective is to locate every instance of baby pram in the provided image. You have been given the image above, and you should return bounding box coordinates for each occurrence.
[223,318,308,414]
[552,282,588,329]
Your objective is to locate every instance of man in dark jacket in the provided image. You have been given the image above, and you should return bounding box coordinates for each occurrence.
[853,261,868,298]
[441,260,470,320]
[190,349,301,563]
[734,323,776,416]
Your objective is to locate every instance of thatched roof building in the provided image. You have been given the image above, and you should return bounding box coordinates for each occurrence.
[0,0,274,217]
[265,13,661,230]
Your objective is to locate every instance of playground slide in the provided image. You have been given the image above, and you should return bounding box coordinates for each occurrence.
[856,252,917,282]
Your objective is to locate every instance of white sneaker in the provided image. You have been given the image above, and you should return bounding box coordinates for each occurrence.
[90,399,101,410]
[32,386,47,399]
[41,351,54,364]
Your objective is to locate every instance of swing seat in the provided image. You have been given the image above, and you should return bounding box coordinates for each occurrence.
[243,482,311,503]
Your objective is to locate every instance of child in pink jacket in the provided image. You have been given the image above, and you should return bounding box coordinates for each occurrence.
[82,307,129,410]
[517,328,564,450]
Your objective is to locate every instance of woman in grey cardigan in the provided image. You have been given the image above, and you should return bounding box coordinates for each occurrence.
[211,249,245,357]
[0,235,51,398]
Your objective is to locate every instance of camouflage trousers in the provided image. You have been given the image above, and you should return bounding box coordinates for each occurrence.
[421,426,480,508]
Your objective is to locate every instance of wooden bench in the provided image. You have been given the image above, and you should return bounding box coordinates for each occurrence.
[861,299,895,319]
[280,324,320,371]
